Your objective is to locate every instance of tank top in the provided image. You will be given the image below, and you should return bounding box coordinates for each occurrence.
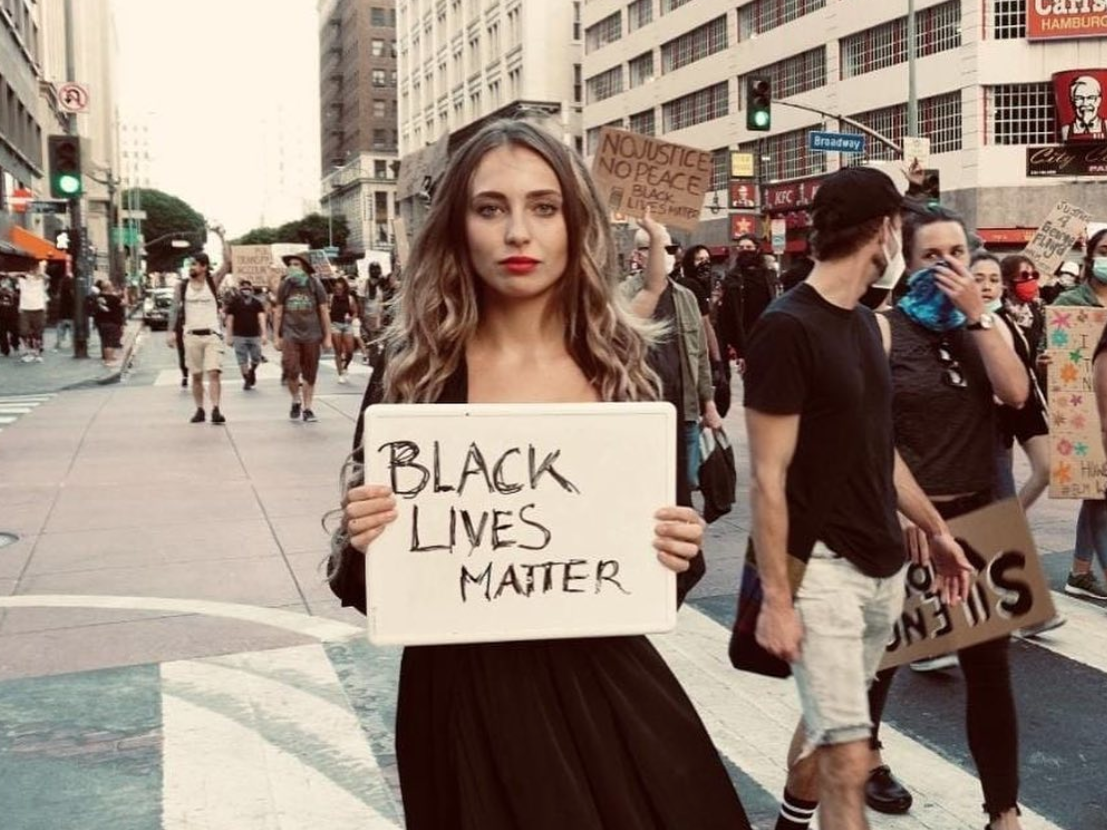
[330,292,353,324]
[887,308,994,495]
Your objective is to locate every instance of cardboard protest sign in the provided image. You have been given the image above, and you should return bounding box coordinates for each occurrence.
[880,499,1056,671]
[1024,201,1092,284]
[591,128,711,232]
[306,249,334,276]
[392,218,409,267]
[1047,306,1107,498]
[230,246,275,283]
[363,403,677,645]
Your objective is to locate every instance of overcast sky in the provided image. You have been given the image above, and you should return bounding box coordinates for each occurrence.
[112,0,321,237]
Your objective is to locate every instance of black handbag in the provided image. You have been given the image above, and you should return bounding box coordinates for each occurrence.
[698,427,736,524]
[727,541,795,679]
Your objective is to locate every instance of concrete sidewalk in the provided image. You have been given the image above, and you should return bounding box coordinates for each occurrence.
[0,320,142,395]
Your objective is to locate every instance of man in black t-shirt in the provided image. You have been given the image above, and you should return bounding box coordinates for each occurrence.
[742,167,973,830]
[225,280,268,390]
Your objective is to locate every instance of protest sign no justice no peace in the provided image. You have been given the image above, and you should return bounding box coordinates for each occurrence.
[364,403,677,646]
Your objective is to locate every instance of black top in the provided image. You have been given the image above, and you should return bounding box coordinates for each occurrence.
[744,284,904,577]
[677,273,711,317]
[330,292,355,324]
[887,308,995,495]
[93,293,124,327]
[225,295,265,337]
[333,354,750,830]
[717,266,779,359]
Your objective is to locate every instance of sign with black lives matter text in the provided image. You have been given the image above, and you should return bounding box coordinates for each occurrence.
[1047,306,1107,499]
[879,499,1056,671]
[591,128,711,232]
[363,403,677,645]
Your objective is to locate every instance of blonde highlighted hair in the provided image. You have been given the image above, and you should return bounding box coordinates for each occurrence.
[381,119,660,403]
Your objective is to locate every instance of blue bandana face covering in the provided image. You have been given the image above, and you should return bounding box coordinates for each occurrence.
[897,267,966,332]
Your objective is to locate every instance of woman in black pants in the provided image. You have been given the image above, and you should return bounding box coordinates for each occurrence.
[867,205,1029,830]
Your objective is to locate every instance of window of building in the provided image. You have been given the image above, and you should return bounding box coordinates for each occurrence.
[392,69,399,86]
[573,63,582,103]
[373,99,386,118]
[740,47,826,103]
[573,2,582,40]
[586,65,624,104]
[488,22,500,56]
[711,148,728,192]
[629,51,654,88]
[468,33,480,66]
[372,69,387,87]
[489,78,502,106]
[840,0,960,80]
[991,0,1026,39]
[370,6,396,26]
[660,0,692,13]
[661,16,727,74]
[628,0,652,31]
[375,160,388,178]
[842,91,963,162]
[508,7,521,46]
[371,38,386,56]
[662,82,729,132]
[509,67,521,99]
[375,191,390,222]
[373,128,388,149]
[586,118,624,155]
[629,108,656,136]
[738,0,826,40]
[987,83,1055,145]
[740,128,828,182]
[585,11,621,54]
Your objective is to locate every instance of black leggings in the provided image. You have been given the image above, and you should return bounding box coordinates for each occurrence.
[868,491,1019,817]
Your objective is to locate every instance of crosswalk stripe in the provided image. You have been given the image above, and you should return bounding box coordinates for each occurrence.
[1021,591,1107,673]
[161,645,402,829]
[652,607,1064,830]
[154,360,371,387]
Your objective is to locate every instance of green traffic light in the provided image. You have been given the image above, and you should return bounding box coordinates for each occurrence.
[752,111,771,129]
[56,174,81,195]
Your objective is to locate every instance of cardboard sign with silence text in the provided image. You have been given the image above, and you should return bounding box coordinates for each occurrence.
[363,403,677,646]
[230,246,275,284]
[1047,306,1107,499]
[591,128,711,232]
[1024,200,1092,284]
[879,499,1056,671]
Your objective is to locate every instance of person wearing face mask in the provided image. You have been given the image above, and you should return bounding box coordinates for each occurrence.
[866,206,1029,830]
[274,253,332,423]
[224,279,268,391]
[625,220,723,500]
[1049,227,1107,602]
[718,234,781,375]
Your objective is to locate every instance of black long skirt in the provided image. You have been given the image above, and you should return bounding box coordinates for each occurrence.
[395,635,752,829]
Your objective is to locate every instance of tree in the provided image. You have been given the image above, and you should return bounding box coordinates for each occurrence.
[231,212,350,251]
[123,188,206,272]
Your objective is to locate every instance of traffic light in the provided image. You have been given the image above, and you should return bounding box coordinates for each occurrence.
[922,169,940,207]
[48,135,83,198]
[746,76,772,132]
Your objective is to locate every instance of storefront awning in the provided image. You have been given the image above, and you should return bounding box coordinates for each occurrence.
[9,226,68,261]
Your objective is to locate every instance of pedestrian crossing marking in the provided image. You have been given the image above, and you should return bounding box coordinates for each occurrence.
[153,359,372,387]
[0,393,54,433]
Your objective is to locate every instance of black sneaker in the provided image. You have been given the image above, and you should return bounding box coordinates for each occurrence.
[211,407,226,425]
[302,408,317,423]
[248,365,257,387]
[181,376,189,388]
[190,408,206,423]
[243,378,251,391]
[290,401,302,420]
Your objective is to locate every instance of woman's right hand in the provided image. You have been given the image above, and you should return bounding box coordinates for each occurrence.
[345,484,398,553]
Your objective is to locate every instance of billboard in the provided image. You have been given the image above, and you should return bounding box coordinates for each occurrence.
[1028,3,1107,40]
[1053,69,1107,143]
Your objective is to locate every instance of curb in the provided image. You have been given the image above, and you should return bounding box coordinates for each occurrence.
[60,323,145,391]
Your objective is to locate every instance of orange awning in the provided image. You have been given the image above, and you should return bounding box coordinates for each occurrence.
[9,226,68,261]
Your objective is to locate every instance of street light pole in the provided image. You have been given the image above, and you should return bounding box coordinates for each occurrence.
[63,0,88,359]
[907,0,918,137]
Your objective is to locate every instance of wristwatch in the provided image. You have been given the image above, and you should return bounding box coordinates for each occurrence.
[967,312,994,331]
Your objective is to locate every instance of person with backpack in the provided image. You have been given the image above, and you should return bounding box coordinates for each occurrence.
[168,252,229,424]
[274,252,331,423]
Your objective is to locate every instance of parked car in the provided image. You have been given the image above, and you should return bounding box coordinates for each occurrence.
[142,287,174,330]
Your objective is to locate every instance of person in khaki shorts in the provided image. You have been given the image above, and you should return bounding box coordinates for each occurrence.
[168,252,229,424]
[274,252,331,423]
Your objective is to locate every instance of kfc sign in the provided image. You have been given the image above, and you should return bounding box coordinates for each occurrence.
[1053,69,1107,143]
[1028,1,1107,40]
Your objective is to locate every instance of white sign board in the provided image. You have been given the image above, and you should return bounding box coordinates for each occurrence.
[364,403,677,646]
[902,136,931,174]
[58,82,89,114]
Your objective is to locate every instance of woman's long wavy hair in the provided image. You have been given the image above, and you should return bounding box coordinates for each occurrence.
[380,119,660,404]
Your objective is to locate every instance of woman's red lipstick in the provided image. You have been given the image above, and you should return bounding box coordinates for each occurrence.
[501,256,539,274]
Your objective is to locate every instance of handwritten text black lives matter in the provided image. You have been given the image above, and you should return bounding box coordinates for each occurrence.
[376,441,629,603]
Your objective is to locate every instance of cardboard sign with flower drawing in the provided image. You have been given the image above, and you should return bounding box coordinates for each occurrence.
[1047,307,1107,498]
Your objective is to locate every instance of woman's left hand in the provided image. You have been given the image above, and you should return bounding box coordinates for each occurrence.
[653,507,704,573]
[933,259,985,321]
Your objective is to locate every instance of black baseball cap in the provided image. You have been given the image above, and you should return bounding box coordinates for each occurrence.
[812,167,906,232]
[191,252,211,269]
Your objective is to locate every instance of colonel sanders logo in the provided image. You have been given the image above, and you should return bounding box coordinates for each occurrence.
[1055,70,1107,143]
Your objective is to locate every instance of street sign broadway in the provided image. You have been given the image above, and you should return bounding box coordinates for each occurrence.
[808,131,866,154]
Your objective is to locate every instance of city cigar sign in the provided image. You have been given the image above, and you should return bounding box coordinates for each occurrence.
[1028,0,1107,39]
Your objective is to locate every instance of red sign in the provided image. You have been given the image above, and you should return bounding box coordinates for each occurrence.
[10,187,32,214]
[1028,3,1107,41]
[762,176,826,212]
[730,212,762,240]
[729,180,758,209]
[1053,69,1107,143]
[977,228,1038,245]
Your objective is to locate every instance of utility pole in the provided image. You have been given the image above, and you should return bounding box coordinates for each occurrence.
[63,0,88,359]
[907,0,918,137]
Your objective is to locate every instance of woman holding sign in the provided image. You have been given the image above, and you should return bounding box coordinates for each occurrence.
[867,206,1030,830]
[326,120,752,829]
